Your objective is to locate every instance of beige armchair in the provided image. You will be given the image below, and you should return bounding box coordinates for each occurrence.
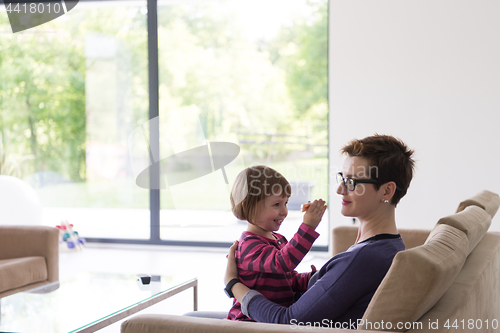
[0,225,59,298]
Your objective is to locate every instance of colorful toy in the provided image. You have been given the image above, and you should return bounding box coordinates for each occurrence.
[56,220,86,251]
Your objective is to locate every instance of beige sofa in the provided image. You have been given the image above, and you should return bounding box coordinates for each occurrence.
[121,190,500,333]
[0,225,59,298]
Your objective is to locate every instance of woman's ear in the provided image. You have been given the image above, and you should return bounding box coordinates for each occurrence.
[382,181,397,202]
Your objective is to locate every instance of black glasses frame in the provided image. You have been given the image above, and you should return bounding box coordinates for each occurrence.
[336,172,378,191]
[336,172,402,192]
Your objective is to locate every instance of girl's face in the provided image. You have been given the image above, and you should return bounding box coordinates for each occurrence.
[337,156,384,220]
[251,194,289,236]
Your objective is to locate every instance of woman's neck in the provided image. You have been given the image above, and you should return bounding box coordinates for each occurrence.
[355,208,398,243]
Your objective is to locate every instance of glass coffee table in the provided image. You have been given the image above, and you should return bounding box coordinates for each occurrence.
[0,272,197,333]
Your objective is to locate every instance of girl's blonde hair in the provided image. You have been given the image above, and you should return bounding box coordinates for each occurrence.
[230,165,291,224]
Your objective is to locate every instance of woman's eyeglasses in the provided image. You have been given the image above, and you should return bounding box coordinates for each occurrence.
[336,172,402,192]
[336,172,379,191]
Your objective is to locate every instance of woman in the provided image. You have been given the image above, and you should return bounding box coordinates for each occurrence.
[224,134,415,327]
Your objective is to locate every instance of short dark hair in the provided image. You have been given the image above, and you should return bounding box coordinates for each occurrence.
[230,165,291,224]
[341,134,415,206]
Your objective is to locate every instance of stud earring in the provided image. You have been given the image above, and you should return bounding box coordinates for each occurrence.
[383,199,389,203]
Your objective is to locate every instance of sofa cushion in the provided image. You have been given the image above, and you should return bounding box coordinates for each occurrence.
[436,205,491,255]
[456,190,500,218]
[359,224,468,332]
[415,232,500,331]
[0,256,48,294]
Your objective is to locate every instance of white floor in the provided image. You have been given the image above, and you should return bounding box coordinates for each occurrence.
[60,243,330,332]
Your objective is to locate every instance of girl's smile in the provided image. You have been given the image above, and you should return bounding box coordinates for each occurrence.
[247,194,288,239]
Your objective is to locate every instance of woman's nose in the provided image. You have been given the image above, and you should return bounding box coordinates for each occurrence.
[336,182,346,195]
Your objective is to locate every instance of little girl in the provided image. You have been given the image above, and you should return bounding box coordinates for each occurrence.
[226,165,327,321]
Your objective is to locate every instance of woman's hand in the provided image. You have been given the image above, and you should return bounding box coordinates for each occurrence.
[303,199,327,230]
[224,240,251,302]
[308,264,317,282]
[224,240,239,285]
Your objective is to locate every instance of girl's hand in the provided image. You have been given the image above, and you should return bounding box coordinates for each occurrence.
[303,199,327,230]
[224,240,239,285]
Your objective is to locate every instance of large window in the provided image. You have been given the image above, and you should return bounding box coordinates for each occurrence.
[0,0,328,248]
[1,1,150,239]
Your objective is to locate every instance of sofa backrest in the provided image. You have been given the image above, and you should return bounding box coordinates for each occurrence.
[331,227,430,256]
[455,189,500,217]
[359,190,500,332]
[409,231,500,333]
[331,191,499,257]
[435,205,491,255]
[358,224,469,332]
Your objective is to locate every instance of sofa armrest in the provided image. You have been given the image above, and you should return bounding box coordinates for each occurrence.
[121,314,385,333]
[0,226,59,283]
[332,226,431,256]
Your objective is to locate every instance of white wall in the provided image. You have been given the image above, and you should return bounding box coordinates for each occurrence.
[328,0,500,235]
